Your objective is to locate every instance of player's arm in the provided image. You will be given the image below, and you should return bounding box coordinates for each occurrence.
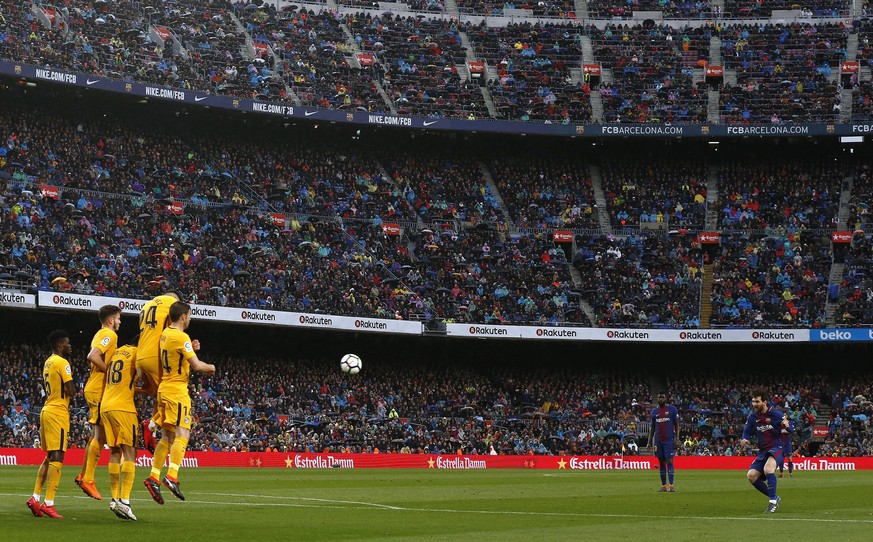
[61,362,76,398]
[740,414,754,445]
[189,355,215,376]
[87,346,108,372]
[647,412,656,448]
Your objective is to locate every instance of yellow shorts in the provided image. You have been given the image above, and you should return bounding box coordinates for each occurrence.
[39,407,70,452]
[84,391,103,425]
[159,393,192,431]
[101,410,139,448]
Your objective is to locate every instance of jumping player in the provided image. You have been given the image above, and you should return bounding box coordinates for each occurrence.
[740,389,791,513]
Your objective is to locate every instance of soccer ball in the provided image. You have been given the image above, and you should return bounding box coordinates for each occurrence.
[340,354,362,375]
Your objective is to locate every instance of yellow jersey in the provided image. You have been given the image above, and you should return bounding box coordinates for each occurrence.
[101,345,138,413]
[85,327,117,396]
[43,354,73,410]
[158,327,196,396]
[139,295,177,360]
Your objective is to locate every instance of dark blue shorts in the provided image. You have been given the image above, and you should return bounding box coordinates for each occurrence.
[655,441,675,461]
[750,448,784,473]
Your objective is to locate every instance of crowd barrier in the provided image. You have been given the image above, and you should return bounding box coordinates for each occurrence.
[0,449,867,470]
[1,289,872,342]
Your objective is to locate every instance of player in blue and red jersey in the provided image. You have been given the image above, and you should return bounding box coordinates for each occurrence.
[779,424,794,478]
[740,389,791,513]
[647,391,680,492]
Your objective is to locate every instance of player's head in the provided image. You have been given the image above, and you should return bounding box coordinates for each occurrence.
[657,391,667,406]
[98,304,123,331]
[129,333,141,347]
[751,388,768,413]
[165,289,184,301]
[47,329,72,357]
[169,301,192,330]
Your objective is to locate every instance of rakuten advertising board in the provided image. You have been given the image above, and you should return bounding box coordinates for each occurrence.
[35,291,421,335]
[0,449,869,470]
[446,324,808,343]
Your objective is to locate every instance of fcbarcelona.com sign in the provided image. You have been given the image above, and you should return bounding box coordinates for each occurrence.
[0,449,870,471]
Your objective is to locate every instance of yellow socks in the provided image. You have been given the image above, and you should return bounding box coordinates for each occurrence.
[108,462,121,501]
[121,462,136,503]
[32,461,48,498]
[83,438,102,483]
[150,439,170,480]
[167,437,189,480]
[45,462,62,504]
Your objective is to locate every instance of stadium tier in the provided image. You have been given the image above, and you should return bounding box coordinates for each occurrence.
[1,341,868,456]
[0,1,871,126]
[0,83,871,329]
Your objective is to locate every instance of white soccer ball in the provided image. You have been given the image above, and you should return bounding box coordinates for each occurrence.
[340,354,362,375]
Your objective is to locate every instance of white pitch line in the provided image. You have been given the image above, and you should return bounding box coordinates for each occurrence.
[3,492,873,524]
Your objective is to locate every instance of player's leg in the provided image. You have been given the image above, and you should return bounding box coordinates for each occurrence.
[762,453,781,512]
[666,457,675,491]
[27,456,49,517]
[78,394,104,499]
[163,396,192,501]
[747,466,769,497]
[41,449,66,519]
[36,410,66,518]
[787,455,793,476]
[144,396,171,504]
[116,443,138,520]
[655,443,667,490]
[108,446,122,513]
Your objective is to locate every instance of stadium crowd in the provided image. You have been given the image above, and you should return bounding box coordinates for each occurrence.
[1,1,871,124]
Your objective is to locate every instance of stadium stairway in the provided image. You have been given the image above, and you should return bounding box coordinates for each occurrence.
[478,162,515,229]
[824,262,846,326]
[231,11,301,106]
[574,0,590,19]
[707,89,719,124]
[709,36,721,67]
[589,164,613,234]
[838,174,854,229]
[705,165,720,230]
[444,0,461,18]
[458,31,499,119]
[848,33,859,62]
[580,36,604,123]
[337,18,398,115]
[699,263,714,329]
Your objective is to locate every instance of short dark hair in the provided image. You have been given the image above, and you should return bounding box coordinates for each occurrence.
[47,330,70,350]
[169,301,191,322]
[658,390,667,396]
[165,289,185,301]
[98,304,122,324]
[129,333,141,347]
[751,388,768,402]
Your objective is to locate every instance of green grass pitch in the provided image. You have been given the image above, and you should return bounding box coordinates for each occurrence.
[1,467,872,541]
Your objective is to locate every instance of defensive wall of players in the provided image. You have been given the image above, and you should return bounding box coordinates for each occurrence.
[0,448,869,470]
[1,289,871,343]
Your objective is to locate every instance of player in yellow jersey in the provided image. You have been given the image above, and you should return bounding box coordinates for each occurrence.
[26,330,75,519]
[101,334,147,521]
[137,291,181,452]
[76,304,122,501]
[144,302,214,504]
